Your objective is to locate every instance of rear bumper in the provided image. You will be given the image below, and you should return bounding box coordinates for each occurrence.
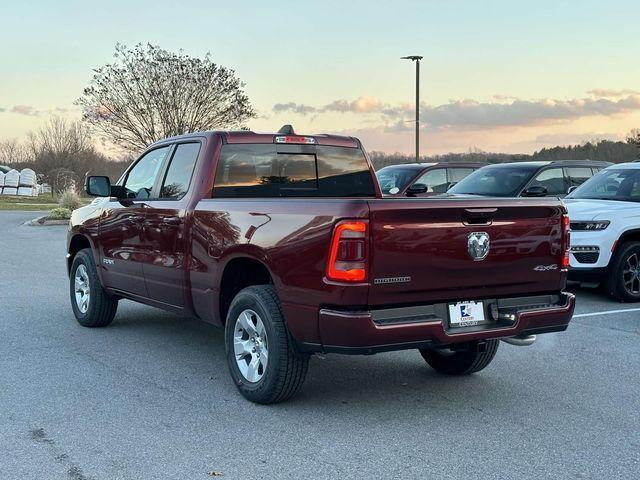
[300,292,575,354]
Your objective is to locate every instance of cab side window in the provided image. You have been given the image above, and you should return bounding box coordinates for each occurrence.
[529,168,566,196]
[123,146,170,199]
[160,143,201,199]
[414,168,448,193]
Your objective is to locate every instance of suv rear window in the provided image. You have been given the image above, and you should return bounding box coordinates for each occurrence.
[213,144,375,197]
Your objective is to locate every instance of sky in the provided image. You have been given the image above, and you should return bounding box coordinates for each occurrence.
[1,0,639,155]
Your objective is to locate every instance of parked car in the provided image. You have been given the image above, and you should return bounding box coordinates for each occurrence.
[0,165,11,174]
[447,160,610,198]
[565,162,640,301]
[68,128,575,404]
[376,162,485,196]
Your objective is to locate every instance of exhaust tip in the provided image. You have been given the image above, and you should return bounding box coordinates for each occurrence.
[501,334,536,347]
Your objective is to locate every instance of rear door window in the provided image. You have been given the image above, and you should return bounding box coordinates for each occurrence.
[414,168,448,193]
[529,168,566,196]
[213,144,375,197]
[160,142,200,199]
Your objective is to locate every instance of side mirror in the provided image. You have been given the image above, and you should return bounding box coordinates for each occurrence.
[447,182,457,190]
[406,183,428,196]
[85,176,111,197]
[522,185,548,197]
[567,186,578,195]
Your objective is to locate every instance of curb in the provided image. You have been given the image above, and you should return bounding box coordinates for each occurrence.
[23,215,69,226]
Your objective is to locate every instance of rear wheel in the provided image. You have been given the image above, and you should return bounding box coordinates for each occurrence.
[605,242,640,302]
[419,340,499,375]
[70,248,118,327]
[224,285,309,404]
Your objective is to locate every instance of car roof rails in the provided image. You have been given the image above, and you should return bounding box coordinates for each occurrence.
[278,125,295,135]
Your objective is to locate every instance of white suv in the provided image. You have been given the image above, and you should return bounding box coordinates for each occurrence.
[565,162,640,301]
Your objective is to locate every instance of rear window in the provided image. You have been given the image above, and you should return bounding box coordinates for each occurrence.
[213,144,375,197]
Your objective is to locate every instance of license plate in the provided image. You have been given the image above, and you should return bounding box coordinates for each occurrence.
[448,301,486,327]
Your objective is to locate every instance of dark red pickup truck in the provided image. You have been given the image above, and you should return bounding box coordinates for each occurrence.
[68,128,575,403]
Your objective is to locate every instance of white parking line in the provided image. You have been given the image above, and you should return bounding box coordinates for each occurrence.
[574,308,640,318]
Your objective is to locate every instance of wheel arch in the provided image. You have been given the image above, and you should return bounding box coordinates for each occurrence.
[615,229,640,252]
[67,233,94,275]
[218,255,275,325]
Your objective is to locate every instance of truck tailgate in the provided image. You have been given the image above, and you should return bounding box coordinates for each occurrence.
[366,197,566,307]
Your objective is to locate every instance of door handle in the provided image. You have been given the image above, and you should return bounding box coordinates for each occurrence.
[161,216,182,226]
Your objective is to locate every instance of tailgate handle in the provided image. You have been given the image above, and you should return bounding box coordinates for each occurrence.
[463,208,497,225]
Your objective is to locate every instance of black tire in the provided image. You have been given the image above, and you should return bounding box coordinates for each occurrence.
[605,242,640,302]
[224,285,309,404]
[70,248,118,327]
[419,340,499,375]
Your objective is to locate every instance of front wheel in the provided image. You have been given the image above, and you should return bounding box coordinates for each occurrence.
[605,242,640,302]
[419,340,499,375]
[70,248,118,327]
[224,285,309,404]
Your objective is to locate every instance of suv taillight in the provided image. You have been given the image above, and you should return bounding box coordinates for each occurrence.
[562,214,570,269]
[327,220,368,282]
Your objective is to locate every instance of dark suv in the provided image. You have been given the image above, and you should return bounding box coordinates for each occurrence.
[376,162,485,197]
[448,160,611,198]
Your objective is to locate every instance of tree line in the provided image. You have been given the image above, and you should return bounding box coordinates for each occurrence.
[370,134,640,170]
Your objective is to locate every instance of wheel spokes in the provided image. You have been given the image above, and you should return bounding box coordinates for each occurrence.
[245,355,261,383]
[74,264,91,313]
[237,311,257,336]
[233,309,269,383]
[234,337,252,357]
[623,253,640,294]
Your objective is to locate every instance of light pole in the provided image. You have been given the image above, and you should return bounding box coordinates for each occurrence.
[401,55,423,162]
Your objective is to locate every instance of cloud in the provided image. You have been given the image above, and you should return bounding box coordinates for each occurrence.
[10,105,38,116]
[275,92,640,130]
[588,88,640,98]
[418,95,640,128]
[324,96,383,113]
[273,102,318,115]
[493,94,519,101]
[273,96,384,116]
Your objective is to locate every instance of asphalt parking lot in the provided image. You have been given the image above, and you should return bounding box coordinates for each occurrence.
[0,210,638,480]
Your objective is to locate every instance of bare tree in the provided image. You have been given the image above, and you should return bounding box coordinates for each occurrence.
[0,138,30,164]
[77,43,256,152]
[627,129,640,159]
[25,116,103,193]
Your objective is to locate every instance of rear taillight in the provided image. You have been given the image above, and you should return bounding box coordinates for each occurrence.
[562,214,570,269]
[327,221,368,282]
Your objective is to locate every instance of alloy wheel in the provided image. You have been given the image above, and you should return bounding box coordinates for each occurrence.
[233,309,269,383]
[622,252,640,295]
[74,264,91,313]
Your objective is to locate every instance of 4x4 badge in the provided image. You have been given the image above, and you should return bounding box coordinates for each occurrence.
[467,232,490,261]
